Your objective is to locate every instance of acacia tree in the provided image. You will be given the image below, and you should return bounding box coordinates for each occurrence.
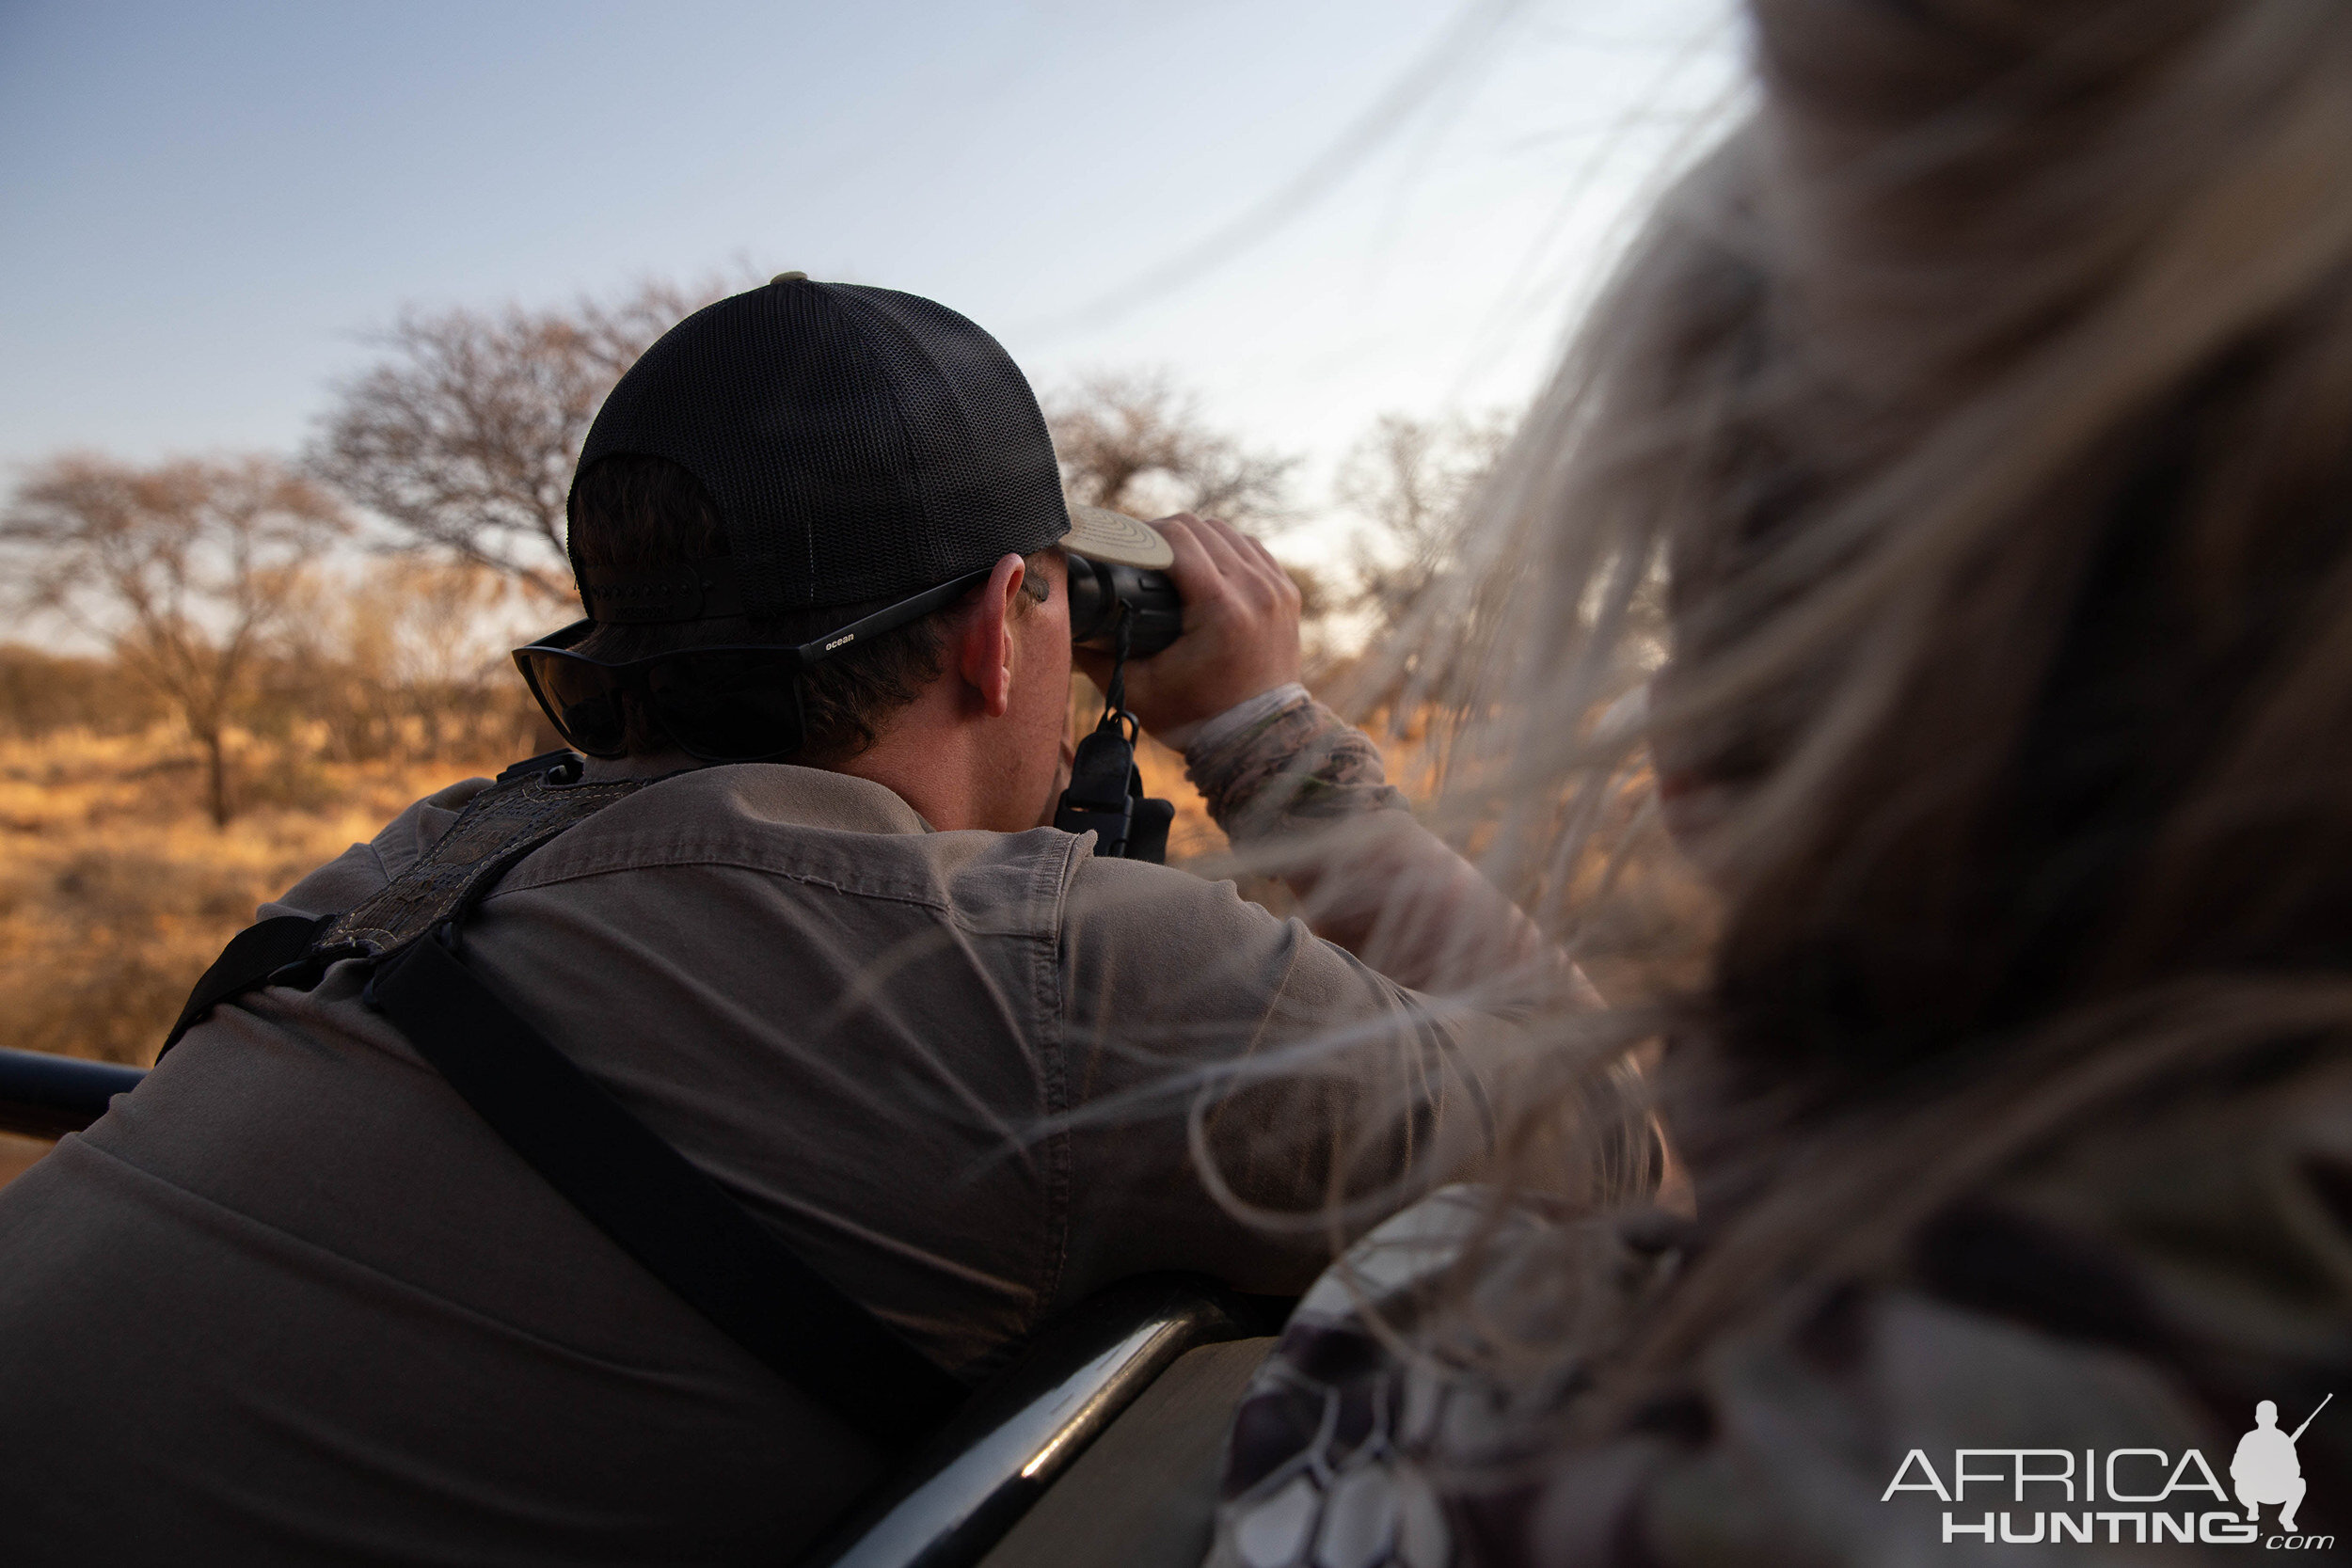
[1335,409,1512,631]
[267,557,537,764]
[310,279,723,598]
[2,454,349,825]
[1045,370,1299,531]
[1324,410,1517,718]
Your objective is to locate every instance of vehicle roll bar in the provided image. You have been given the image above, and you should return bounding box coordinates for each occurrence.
[0,1047,143,1140]
[800,1274,1282,1568]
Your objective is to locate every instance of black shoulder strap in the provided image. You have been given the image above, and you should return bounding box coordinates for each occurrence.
[160,912,333,1057]
[156,751,626,1061]
[155,750,965,1454]
[368,933,963,1452]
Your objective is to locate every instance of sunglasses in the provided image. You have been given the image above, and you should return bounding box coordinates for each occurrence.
[513,565,997,762]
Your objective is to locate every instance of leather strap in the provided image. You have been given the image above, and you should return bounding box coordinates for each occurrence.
[158,912,331,1059]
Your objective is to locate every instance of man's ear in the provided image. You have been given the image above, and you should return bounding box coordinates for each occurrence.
[955,553,1027,718]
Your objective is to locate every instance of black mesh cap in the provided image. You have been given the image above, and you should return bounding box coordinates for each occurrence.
[570,277,1070,617]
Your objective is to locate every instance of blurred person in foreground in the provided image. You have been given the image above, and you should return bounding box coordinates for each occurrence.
[1209,1,2352,1562]
[0,279,1569,1563]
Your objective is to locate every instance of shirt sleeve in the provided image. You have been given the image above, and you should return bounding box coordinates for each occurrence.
[1049,845,1504,1305]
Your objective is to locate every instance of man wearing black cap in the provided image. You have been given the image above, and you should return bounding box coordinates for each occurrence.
[0,277,1560,1563]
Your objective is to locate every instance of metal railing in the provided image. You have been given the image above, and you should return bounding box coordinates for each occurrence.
[0,1046,142,1140]
[800,1275,1280,1568]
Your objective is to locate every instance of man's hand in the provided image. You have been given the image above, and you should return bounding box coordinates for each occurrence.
[1073,513,1301,739]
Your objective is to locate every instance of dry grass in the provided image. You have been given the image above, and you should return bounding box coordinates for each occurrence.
[0,725,512,1069]
[0,724,514,1189]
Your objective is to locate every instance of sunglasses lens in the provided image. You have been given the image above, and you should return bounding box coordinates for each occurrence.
[520,651,629,756]
[645,650,804,761]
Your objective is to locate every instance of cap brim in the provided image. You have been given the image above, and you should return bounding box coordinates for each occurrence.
[1063,505,1175,570]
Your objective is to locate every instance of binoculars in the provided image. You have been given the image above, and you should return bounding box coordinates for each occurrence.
[1054,552,1181,863]
[1064,553,1181,657]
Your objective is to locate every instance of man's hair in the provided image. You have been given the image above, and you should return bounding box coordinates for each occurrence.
[568,453,1046,763]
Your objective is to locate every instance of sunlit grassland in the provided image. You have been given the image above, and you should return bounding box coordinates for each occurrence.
[0,727,514,1061]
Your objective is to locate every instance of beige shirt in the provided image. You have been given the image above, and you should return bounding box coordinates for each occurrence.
[0,760,1485,1565]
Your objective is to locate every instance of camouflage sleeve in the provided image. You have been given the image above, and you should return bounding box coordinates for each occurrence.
[1212,1060,2352,1567]
[1184,696,1410,845]
[1208,1199,2237,1568]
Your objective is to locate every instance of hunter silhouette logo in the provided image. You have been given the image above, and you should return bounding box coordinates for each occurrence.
[2234,1396,2328,1536]
[1879,1393,2334,1547]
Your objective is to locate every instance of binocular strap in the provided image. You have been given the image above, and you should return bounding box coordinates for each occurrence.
[1051,626,1176,863]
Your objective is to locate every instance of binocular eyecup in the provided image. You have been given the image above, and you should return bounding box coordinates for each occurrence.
[1065,553,1181,657]
[1054,550,1180,863]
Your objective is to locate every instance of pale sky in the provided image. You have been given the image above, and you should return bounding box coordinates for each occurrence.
[0,0,1744,563]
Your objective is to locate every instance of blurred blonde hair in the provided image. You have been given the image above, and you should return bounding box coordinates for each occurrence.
[1365,0,2352,1404]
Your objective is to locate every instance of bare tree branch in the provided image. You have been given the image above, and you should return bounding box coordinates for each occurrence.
[1329,409,1515,716]
[2,453,349,825]
[1337,409,1512,625]
[1044,370,1300,531]
[308,278,724,599]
